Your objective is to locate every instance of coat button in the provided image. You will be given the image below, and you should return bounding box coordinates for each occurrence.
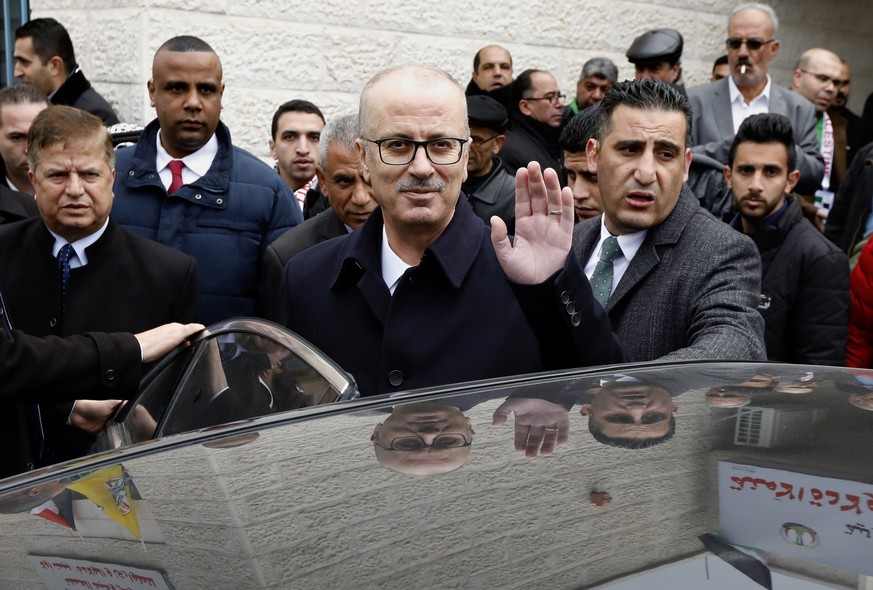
[105,369,117,382]
[570,312,581,327]
[388,370,404,387]
[49,317,58,328]
[560,291,570,304]
[128,170,135,176]
[195,194,202,200]
[565,302,575,314]
[216,198,223,205]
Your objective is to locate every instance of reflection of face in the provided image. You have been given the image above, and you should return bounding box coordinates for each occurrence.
[270,111,325,190]
[30,138,115,243]
[849,393,873,411]
[0,101,46,188]
[707,388,752,408]
[634,61,679,83]
[727,8,780,91]
[520,72,564,128]
[371,401,474,475]
[580,382,677,441]
[358,71,469,244]
[318,143,376,229]
[739,373,774,388]
[467,124,502,177]
[792,51,842,114]
[726,141,799,227]
[588,105,691,236]
[148,50,225,158]
[576,76,612,108]
[563,150,601,220]
[472,46,513,91]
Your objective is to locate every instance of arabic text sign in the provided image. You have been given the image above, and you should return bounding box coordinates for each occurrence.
[28,555,170,590]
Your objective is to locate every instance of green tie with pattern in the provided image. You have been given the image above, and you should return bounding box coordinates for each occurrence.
[590,236,622,308]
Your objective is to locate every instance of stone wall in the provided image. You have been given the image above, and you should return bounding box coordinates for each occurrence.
[32,0,873,159]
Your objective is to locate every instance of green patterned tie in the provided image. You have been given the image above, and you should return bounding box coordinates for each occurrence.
[590,236,622,308]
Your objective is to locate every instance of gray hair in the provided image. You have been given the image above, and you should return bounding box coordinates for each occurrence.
[358,65,468,141]
[731,3,779,36]
[580,57,619,85]
[319,114,359,174]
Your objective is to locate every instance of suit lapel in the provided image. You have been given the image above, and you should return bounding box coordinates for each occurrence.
[713,80,735,140]
[769,85,789,117]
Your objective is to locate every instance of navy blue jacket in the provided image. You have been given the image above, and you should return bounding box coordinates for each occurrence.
[281,198,625,396]
[112,120,302,324]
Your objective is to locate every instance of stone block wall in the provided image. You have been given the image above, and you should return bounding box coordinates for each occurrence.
[32,0,873,159]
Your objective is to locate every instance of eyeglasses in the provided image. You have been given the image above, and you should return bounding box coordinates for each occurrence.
[523,92,566,105]
[378,433,472,451]
[798,69,842,87]
[470,134,500,146]
[725,37,775,51]
[361,137,468,166]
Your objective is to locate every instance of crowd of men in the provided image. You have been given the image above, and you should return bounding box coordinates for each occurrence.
[3,2,873,475]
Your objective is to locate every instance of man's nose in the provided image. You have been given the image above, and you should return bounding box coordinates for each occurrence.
[296,137,311,154]
[66,173,85,196]
[183,90,202,111]
[408,144,435,176]
[634,152,657,185]
[351,182,374,205]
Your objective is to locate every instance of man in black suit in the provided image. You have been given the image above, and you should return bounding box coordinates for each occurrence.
[0,106,198,475]
[262,113,376,320]
[13,18,119,126]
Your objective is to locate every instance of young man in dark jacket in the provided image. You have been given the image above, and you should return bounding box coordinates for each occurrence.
[726,113,849,365]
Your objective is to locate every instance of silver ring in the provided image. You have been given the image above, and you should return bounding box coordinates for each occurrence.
[544,427,559,432]
[548,210,562,216]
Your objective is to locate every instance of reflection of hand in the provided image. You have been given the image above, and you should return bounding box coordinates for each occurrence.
[491,162,574,284]
[492,398,570,457]
[71,399,123,433]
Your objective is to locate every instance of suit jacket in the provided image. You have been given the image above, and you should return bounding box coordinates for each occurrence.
[51,69,120,126]
[572,187,766,362]
[0,218,198,477]
[282,198,626,397]
[261,208,349,321]
[0,184,38,225]
[687,78,824,195]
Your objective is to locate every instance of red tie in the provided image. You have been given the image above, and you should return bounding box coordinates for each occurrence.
[168,160,185,194]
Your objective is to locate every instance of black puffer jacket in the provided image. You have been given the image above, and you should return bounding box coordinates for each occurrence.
[742,196,850,365]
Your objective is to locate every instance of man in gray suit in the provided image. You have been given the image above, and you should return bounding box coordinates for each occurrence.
[686,3,823,196]
[572,79,766,362]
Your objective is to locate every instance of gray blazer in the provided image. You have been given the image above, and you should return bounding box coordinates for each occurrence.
[572,187,766,362]
[687,78,824,195]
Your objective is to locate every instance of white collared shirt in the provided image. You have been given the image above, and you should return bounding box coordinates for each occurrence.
[5,177,22,192]
[155,131,219,191]
[583,218,647,298]
[48,218,110,269]
[729,74,772,134]
[381,226,412,295]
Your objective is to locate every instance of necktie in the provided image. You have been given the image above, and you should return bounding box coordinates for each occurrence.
[590,236,622,308]
[168,159,185,194]
[58,243,74,310]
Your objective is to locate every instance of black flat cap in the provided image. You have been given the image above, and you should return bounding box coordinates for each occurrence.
[467,95,509,133]
[626,28,684,65]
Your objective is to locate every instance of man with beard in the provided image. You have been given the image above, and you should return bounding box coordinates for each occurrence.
[687,3,824,196]
[726,113,848,364]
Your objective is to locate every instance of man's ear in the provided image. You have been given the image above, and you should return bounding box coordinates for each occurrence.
[356,138,370,183]
[493,134,506,154]
[147,79,157,108]
[586,138,599,174]
[723,164,733,189]
[47,55,65,78]
[672,401,679,413]
[518,99,533,117]
[268,139,277,160]
[682,147,692,183]
[579,404,592,417]
[785,169,801,194]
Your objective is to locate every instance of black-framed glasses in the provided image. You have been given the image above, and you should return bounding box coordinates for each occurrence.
[361,137,468,166]
[725,37,775,51]
[798,69,841,86]
[523,92,566,105]
[470,134,500,146]
[378,433,472,451]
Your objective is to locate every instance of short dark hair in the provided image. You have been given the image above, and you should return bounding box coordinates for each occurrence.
[714,54,729,69]
[588,415,676,449]
[157,35,215,54]
[0,84,49,123]
[271,99,325,140]
[14,18,76,75]
[728,113,797,171]
[28,105,113,171]
[595,79,692,145]
[559,106,600,154]
[512,68,546,110]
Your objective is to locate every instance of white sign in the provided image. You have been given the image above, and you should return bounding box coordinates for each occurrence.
[28,555,171,590]
[719,461,873,575]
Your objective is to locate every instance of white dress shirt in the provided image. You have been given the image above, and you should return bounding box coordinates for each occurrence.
[155,131,219,190]
[729,74,772,134]
[583,218,647,299]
